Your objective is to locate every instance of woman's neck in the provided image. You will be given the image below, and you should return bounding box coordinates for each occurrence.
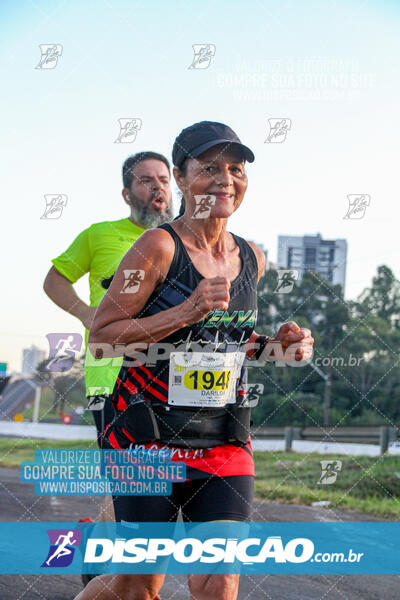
[175,216,229,252]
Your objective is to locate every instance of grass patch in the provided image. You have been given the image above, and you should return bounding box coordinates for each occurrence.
[0,438,95,468]
[0,440,399,518]
[253,450,400,518]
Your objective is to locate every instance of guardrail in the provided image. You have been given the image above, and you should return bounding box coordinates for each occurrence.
[0,420,96,440]
[250,426,399,454]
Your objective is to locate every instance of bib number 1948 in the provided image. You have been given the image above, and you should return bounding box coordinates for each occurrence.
[185,370,231,391]
[168,352,244,408]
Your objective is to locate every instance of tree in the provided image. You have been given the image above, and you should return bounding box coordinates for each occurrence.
[358,266,400,325]
[252,265,400,427]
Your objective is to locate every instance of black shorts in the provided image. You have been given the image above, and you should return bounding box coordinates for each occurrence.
[113,475,254,523]
[90,395,115,448]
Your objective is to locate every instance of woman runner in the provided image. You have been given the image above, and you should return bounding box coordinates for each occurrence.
[77,121,314,600]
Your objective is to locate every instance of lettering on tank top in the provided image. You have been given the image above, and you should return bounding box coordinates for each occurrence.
[199,309,258,329]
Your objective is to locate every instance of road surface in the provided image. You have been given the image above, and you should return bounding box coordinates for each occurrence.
[0,468,399,599]
[0,378,35,420]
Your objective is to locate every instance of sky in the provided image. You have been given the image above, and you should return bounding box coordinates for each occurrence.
[1,0,399,372]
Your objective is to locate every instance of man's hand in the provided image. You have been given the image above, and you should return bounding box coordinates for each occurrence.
[272,321,314,362]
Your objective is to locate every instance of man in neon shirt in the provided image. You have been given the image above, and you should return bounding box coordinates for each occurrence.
[43,151,173,523]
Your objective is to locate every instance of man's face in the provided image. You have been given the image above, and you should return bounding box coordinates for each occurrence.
[124,159,173,227]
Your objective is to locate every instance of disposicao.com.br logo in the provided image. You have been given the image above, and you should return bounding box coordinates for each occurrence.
[42,526,365,573]
[0,522,392,575]
[84,535,364,567]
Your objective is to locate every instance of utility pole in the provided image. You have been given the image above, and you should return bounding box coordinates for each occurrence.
[323,369,332,426]
[26,379,41,423]
[309,362,330,425]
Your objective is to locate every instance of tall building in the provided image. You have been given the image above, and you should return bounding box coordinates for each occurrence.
[21,345,46,375]
[277,234,347,293]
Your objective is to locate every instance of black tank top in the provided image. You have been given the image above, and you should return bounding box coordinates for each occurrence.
[114,222,259,408]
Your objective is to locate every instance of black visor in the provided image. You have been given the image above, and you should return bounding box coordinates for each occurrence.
[172,121,255,168]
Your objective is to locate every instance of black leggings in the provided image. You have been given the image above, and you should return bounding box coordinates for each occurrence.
[113,475,254,523]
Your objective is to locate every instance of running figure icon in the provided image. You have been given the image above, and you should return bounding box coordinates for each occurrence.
[47,335,79,370]
[46,531,77,566]
[45,334,81,372]
[121,269,145,294]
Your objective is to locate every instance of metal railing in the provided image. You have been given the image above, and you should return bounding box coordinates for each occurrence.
[250,426,399,454]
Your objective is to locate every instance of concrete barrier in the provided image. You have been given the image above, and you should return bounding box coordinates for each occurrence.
[0,421,398,456]
[252,425,398,455]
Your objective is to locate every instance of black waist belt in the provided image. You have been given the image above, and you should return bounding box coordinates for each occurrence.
[118,395,251,449]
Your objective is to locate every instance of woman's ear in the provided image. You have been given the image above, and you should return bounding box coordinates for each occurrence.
[173,166,185,193]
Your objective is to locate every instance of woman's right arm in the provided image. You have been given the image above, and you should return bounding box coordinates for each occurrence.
[89,228,230,357]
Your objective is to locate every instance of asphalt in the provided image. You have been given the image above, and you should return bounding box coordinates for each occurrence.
[0,379,35,420]
[0,467,399,600]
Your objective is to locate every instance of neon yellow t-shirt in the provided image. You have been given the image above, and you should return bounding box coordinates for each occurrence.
[52,218,146,399]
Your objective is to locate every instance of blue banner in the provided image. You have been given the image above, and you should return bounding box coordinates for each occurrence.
[0,522,399,574]
[20,449,186,496]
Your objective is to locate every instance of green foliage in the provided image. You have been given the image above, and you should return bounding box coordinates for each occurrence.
[252,265,400,427]
[0,438,96,468]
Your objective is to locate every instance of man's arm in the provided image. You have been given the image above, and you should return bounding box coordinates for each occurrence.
[43,266,96,330]
[44,226,96,330]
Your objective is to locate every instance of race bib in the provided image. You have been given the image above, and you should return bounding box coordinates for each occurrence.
[168,352,245,407]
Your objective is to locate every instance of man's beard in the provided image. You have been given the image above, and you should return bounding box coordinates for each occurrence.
[128,192,174,228]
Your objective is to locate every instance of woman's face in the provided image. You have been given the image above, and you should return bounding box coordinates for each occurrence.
[174,144,248,219]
